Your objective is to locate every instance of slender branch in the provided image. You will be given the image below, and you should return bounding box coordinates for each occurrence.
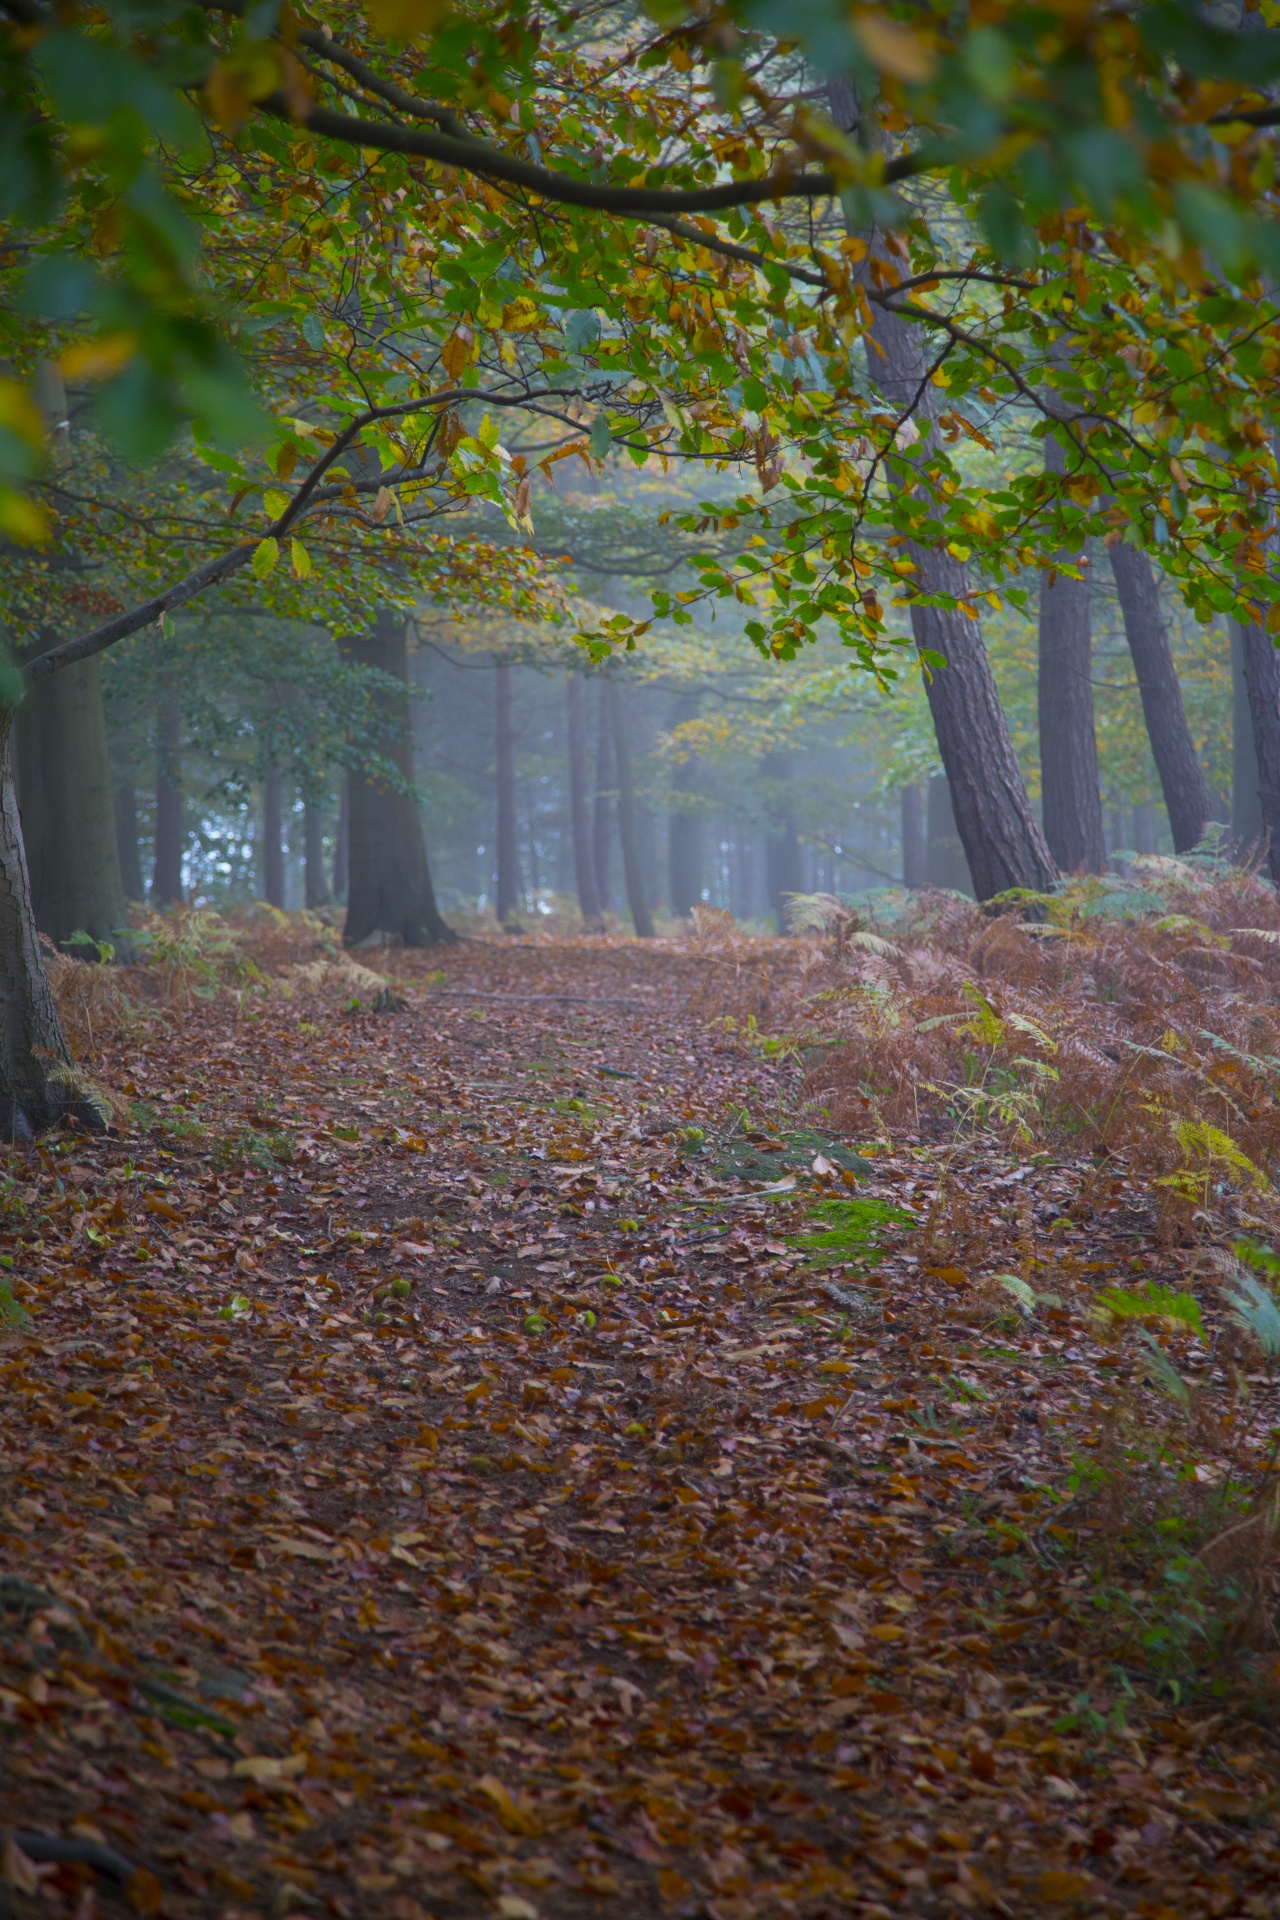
[23,545,255,685]
[256,91,921,212]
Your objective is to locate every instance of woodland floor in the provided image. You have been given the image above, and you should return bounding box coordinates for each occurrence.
[2,931,1280,1920]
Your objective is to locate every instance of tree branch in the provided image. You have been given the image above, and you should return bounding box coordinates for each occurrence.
[256,91,921,212]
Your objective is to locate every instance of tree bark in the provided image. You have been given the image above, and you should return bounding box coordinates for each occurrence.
[113,776,144,902]
[926,772,974,893]
[304,797,332,908]
[494,662,520,925]
[593,681,614,913]
[829,79,1056,901]
[14,654,130,950]
[1237,619,1280,883]
[262,765,285,908]
[565,673,602,926]
[608,679,655,938]
[338,613,454,946]
[1110,544,1214,853]
[1039,449,1105,873]
[152,688,184,906]
[0,705,104,1137]
[901,784,926,888]
[333,773,349,903]
[1231,618,1265,855]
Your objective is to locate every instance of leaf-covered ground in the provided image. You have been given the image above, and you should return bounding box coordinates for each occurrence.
[4,927,1280,1920]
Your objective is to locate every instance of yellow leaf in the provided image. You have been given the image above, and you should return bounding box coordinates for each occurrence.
[0,488,49,544]
[476,1773,541,1835]
[0,378,45,447]
[66,1390,99,1408]
[59,333,137,381]
[1035,1869,1093,1903]
[656,1869,689,1905]
[252,536,279,579]
[440,327,474,379]
[501,297,544,333]
[290,537,311,580]
[366,0,452,38]
[869,1623,906,1642]
[263,488,290,519]
[816,1359,853,1374]
[232,1754,307,1785]
[126,1869,164,1916]
[853,9,936,82]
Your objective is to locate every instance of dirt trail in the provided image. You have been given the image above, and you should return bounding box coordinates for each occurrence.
[1,937,1277,1920]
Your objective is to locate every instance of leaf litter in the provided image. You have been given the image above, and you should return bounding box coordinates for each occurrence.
[5,900,1280,1919]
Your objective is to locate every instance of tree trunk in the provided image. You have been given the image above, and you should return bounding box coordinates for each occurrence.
[495,662,520,925]
[304,797,332,908]
[901,784,926,888]
[762,752,803,932]
[1039,452,1105,873]
[1132,805,1159,855]
[1237,619,1280,884]
[593,682,614,913]
[14,654,129,950]
[608,679,655,938]
[152,688,183,906]
[1232,618,1265,856]
[333,774,349,903]
[338,613,454,947]
[565,673,602,926]
[0,705,104,1137]
[113,776,144,902]
[829,80,1056,901]
[1110,544,1214,853]
[262,765,285,908]
[667,693,703,916]
[926,772,974,893]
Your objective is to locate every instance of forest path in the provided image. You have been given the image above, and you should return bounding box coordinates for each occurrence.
[1,934,1276,1920]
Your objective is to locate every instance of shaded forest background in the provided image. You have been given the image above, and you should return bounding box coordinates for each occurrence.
[61,458,1240,943]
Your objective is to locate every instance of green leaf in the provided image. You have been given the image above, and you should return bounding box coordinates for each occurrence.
[252,537,279,579]
[589,413,612,460]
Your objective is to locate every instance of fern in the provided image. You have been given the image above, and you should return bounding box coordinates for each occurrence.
[1222,1273,1280,1361]
[1097,1283,1205,1341]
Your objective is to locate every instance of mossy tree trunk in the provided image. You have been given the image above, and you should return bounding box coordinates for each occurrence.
[608,679,654,939]
[565,673,602,927]
[15,653,129,952]
[151,688,184,905]
[0,703,104,1138]
[338,614,454,947]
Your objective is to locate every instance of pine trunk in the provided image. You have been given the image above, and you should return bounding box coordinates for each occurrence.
[1231,619,1266,856]
[667,693,703,916]
[608,680,655,938]
[565,674,602,926]
[1237,619,1280,884]
[304,798,332,908]
[495,662,520,925]
[0,705,103,1137]
[15,653,129,950]
[1039,448,1105,873]
[338,614,454,947]
[1110,544,1214,853]
[114,776,144,902]
[829,78,1056,901]
[262,766,285,908]
[762,752,803,931]
[900,785,926,888]
[593,683,614,913]
[152,688,183,905]
[333,775,349,903]
[926,773,974,893]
